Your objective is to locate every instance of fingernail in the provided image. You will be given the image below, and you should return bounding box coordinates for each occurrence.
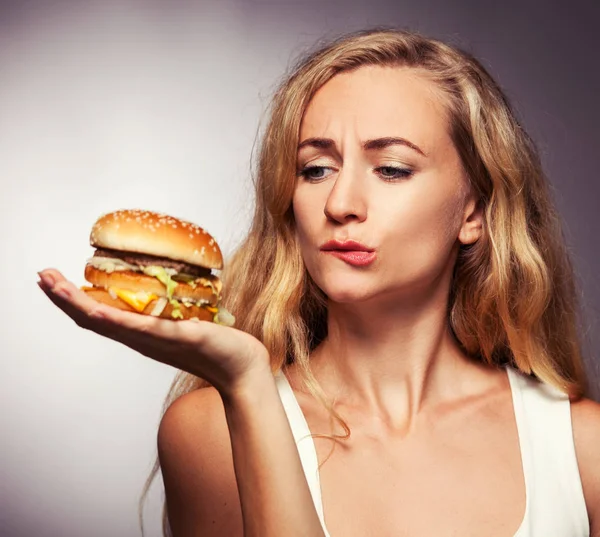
[38,271,55,287]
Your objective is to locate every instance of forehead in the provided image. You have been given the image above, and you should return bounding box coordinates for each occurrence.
[300,65,450,153]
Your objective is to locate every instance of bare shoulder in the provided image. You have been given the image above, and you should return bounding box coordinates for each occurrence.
[157,387,242,537]
[570,396,600,534]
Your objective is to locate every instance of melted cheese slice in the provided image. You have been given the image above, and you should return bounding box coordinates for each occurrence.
[110,288,158,312]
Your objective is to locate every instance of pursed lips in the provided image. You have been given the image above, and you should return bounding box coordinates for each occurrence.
[320,239,374,252]
[320,240,377,266]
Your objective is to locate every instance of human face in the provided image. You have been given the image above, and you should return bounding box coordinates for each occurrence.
[292,65,481,306]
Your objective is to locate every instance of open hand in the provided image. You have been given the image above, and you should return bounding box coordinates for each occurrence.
[37,268,271,397]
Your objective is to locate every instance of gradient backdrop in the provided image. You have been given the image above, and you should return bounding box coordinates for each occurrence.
[1,1,598,536]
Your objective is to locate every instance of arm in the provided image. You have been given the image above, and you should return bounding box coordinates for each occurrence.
[571,397,600,537]
[158,387,242,537]
[36,270,325,536]
[222,369,326,537]
[158,369,326,537]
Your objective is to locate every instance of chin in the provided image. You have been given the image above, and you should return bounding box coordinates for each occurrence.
[313,274,380,305]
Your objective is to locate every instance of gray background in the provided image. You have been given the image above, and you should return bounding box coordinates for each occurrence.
[1,1,598,536]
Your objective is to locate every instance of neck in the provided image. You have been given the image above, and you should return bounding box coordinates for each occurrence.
[310,280,492,426]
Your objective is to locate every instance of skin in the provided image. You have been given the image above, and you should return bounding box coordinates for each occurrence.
[293,65,484,417]
[36,272,325,537]
[37,65,600,537]
[290,65,600,536]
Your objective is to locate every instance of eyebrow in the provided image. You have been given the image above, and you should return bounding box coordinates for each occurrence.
[297,136,427,157]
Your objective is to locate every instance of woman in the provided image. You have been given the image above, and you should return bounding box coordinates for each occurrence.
[37,29,599,537]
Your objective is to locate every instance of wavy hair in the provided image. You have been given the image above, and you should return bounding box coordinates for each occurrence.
[139,28,589,537]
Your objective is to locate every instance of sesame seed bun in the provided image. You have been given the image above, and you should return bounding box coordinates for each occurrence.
[90,209,223,270]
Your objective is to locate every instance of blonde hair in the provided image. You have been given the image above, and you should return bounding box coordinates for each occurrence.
[139,28,589,536]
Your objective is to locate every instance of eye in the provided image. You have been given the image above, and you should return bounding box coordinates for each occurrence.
[298,165,334,181]
[375,166,413,181]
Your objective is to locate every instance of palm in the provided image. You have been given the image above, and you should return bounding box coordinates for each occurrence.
[37,268,270,394]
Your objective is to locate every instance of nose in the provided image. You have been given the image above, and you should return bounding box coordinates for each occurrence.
[323,166,367,224]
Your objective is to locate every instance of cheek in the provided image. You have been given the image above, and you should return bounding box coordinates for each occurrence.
[292,181,331,232]
[379,187,463,284]
[292,189,322,258]
[292,191,309,240]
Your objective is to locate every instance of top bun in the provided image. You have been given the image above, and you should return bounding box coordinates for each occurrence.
[90,209,223,270]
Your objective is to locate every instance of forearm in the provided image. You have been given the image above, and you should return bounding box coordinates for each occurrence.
[221,369,326,537]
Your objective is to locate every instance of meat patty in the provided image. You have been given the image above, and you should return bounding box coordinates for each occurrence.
[93,248,213,278]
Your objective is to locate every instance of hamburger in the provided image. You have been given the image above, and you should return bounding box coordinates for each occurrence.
[81,209,234,325]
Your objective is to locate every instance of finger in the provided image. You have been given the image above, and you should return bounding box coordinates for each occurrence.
[37,270,146,340]
[38,270,110,318]
[37,278,120,333]
[37,280,174,354]
[37,269,210,343]
[37,268,68,288]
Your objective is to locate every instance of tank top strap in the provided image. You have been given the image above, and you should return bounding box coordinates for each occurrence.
[506,366,589,536]
[274,370,330,535]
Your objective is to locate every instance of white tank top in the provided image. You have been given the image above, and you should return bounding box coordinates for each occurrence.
[275,366,590,537]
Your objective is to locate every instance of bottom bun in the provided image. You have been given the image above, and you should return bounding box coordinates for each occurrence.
[82,287,215,322]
